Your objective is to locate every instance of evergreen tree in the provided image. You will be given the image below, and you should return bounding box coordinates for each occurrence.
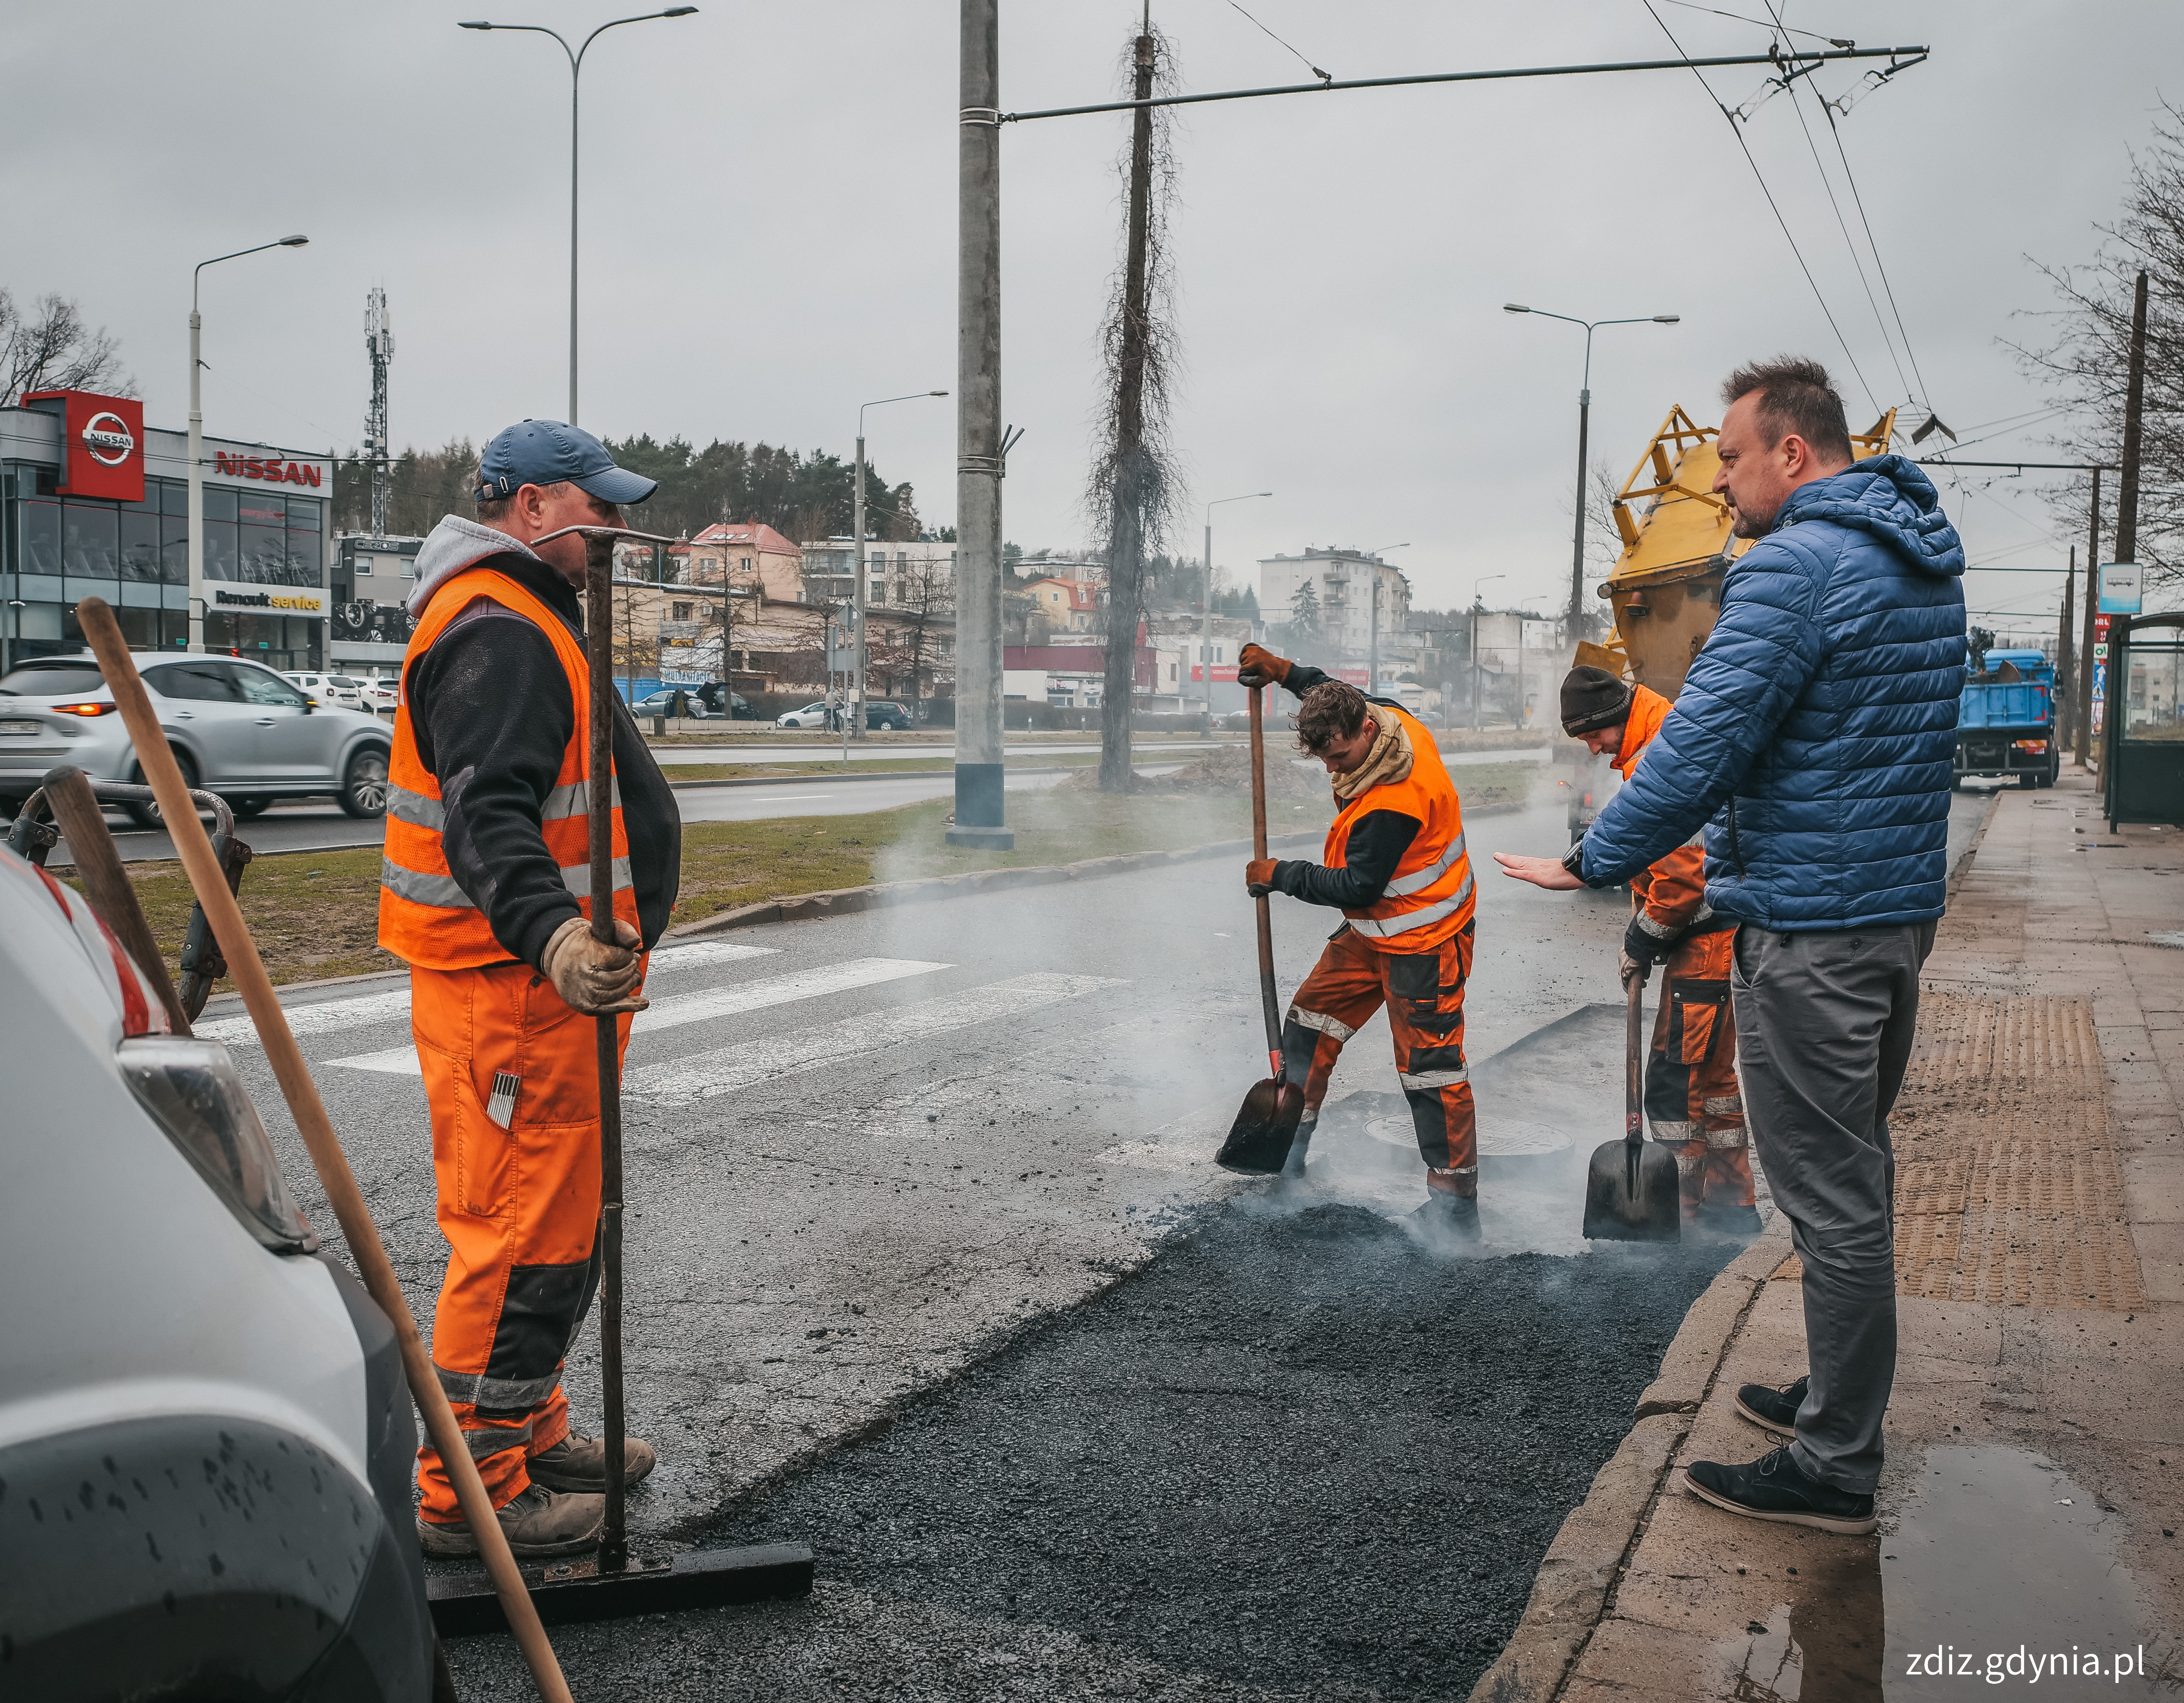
[1289,577,1319,640]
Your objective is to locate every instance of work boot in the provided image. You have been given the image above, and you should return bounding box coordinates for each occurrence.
[1735,1374,1807,1434]
[1696,1199,1764,1236]
[527,1430,661,1495]
[1685,1447,1876,1536]
[1408,1189,1482,1249]
[416,1484,603,1560]
[1279,1112,1318,1180]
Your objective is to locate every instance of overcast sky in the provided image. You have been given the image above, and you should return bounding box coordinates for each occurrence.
[7,1,2179,633]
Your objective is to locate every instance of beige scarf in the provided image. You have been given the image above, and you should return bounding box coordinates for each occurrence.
[1330,712,1414,802]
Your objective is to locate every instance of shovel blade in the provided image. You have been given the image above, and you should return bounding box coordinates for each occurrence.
[1216,1076,1305,1175]
[1581,1137,1682,1243]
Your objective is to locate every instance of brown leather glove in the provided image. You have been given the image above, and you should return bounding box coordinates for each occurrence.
[1237,644,1291,688]
[1245,857,1281,897]
[539,916,649,1015]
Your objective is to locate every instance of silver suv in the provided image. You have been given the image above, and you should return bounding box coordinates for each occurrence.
[0,653,392,827]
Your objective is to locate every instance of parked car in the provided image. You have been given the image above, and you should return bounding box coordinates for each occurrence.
[283,670,365,710]
[776,700,831,729]
[865,699,915,731]
[694,682,751,719]
[357,675,400,714]
[0,846,437,1698]
[0,652,393,827]
[633,686,710,720]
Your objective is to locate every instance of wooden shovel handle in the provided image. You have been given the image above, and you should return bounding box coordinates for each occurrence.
[75,598,575,1703]
[42,765,192,1037]
[1625,968,1645,1147]
[1250,685,1281,1059]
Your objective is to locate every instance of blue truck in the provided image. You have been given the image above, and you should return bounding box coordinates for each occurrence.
[1956,631,2059,789]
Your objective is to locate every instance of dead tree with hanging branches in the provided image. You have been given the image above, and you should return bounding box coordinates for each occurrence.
[1090,19,1184,792]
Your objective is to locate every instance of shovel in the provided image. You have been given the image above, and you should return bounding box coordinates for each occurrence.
[1581,969,1682,1242]
[1215,682,1304,1174]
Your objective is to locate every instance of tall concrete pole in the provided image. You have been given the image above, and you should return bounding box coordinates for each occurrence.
[2056,546,2076,753]
[950,0,1011,847]
[2115,270,2150,569]
[187,305,205,652]
[2077,467,2102,767]
[852,431,866,738]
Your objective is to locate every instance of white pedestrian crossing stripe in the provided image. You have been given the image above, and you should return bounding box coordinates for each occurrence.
[324,956,954,1076]
[195,939,781,1048]
[626,973,1124,1109]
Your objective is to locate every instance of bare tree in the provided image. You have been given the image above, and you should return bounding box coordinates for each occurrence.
[1088,20,1183,791]
[874,553,956,707]
[2015,99,2184,589]
[1,290,134,406]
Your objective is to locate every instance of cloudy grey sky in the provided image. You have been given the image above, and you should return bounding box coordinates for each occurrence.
[6,2,2178,630]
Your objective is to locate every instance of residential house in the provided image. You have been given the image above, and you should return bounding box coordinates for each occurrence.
[674,522,803,603]
[1022,576,1100,635]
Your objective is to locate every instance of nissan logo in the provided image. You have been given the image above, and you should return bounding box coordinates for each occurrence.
[82,410,136,467]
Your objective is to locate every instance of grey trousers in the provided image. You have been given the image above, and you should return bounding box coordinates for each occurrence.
[1730,919,1935,1494]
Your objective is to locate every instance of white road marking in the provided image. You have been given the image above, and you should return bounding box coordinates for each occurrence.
[197,940,780,1047]
[324,956,953,1077]
[627,972,1125,1109]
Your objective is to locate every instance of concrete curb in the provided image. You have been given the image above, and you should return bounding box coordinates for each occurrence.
[665,763,1078,793]
[1946,785,2005,899]
[1467,1215,1794,1703]
[665,829,1331,938]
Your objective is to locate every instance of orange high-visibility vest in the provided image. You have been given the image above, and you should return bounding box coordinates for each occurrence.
[377,565,636,970]
[1613,684,1709,934]
[1322,701,1474,953]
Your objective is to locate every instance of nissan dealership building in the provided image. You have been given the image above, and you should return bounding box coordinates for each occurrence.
[0,388,332,674]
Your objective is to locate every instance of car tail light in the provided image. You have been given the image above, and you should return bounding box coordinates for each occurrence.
[116,1037,318,1255]
[51,701,119,716]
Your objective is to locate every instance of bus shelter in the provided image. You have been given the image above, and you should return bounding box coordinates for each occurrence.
[2104,612,2184,830]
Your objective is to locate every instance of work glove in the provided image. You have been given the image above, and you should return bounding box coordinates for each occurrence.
[1619,951,1648,988]
[540,915,649,1016]
[1245,857,1282,897]
[1237,644,1291,689]
[1621,913,1678,974]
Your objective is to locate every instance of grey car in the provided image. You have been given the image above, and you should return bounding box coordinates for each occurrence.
[0,652,393,827]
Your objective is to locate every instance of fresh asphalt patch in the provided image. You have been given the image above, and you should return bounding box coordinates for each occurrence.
[444,1200,1740,1700]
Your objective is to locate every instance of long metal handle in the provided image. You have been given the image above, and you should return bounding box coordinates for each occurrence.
[1250,684,1281,1063]
[1625,970,1645,1148]
[584,541,630,1576]
[76,597,576,1703]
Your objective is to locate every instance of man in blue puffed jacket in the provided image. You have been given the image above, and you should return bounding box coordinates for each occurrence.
[1499,356,1965,1537]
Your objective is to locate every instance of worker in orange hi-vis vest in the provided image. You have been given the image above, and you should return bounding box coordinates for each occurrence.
[378,421,683,1562]
[1560,665,1760,1233]
[1235,645,1482,1246]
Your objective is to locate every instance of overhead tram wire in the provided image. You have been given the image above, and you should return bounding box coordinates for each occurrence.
[1638,0,1881,414]
[1761,1,1913,403]
[1225,0,1332,85]
[1658,0,1853,48]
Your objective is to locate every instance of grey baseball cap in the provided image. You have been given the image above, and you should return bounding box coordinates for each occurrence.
[476,419,657,506]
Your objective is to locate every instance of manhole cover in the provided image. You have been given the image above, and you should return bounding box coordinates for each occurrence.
[1365,1116,1572,1156]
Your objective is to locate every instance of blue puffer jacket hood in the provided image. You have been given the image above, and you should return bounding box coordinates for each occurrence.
[1577,455,1968,930]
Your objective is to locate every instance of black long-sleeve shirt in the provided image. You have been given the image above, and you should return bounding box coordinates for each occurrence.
[1266,660,1421,911]
[404,550,680,969]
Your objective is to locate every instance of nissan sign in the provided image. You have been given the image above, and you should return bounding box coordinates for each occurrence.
[21,389,145,502]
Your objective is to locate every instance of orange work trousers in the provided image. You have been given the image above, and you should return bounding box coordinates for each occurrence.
[1644,927,1754,1220]
[1279,922,1478,1196]
[411,956,640,1523]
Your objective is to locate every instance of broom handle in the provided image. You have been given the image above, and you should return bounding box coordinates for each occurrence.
[1250,684,1280,1065]
[75,598,576,1703]
[1625,969,1645,1147]
[585,548,629,1576]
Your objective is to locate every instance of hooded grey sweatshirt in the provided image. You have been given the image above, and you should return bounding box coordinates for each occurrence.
[398,515,680,968]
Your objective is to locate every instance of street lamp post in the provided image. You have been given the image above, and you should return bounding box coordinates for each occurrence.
[852,391,948,737]
[188,235,308,655]
[458,8,698,426]
[1503,304,1678,639]
[1470,572,1506,729]
[1202,491,1270,725]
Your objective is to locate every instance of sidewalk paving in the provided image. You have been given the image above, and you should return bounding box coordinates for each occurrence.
[1474,763,2183,1700]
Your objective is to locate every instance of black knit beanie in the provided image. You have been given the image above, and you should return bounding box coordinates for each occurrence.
[1560,665,1634,736]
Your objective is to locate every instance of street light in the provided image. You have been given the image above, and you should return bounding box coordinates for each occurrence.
[188,235,308,655]
[1364,544,1409,696]
[458,8,698,426]
[1202,491,1271,724]
[1503,303,1679,638]
[1469,572,1507,730]
[852,390,949,736]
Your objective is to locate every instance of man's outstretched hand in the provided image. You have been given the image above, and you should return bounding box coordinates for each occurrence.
[1237,644,1290,689]
[1494,851,1586,891]
[1244,857,1280,897]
